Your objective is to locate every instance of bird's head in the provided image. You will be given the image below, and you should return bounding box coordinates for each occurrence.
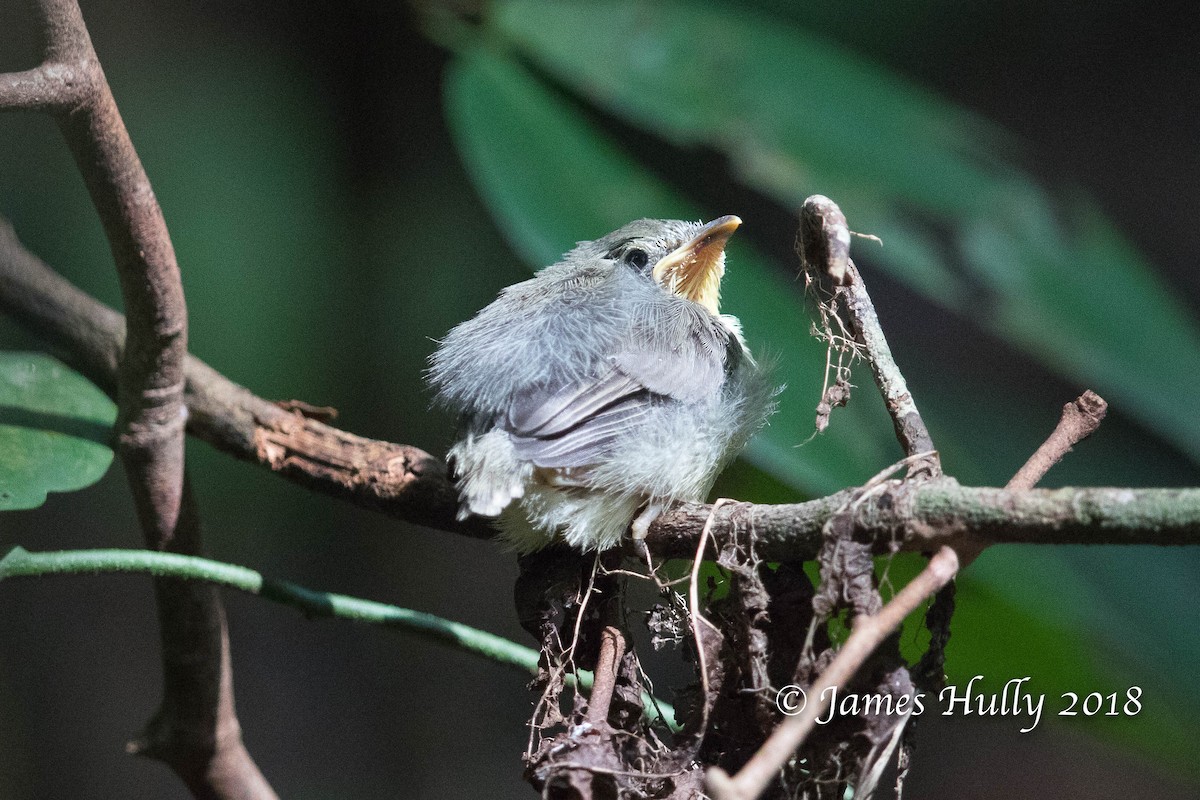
[582,216,741,316]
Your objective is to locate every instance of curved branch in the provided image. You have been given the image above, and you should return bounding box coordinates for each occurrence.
[0,216,490,539]
[1,2,272,797]
[0,546,542,670]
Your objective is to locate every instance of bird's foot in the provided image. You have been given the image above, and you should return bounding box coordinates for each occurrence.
[630,500,668,541]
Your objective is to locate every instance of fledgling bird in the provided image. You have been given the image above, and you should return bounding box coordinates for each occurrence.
[429,216,776,552]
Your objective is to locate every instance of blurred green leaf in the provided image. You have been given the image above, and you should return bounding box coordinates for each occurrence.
[110,51,345,399]
[445,46,903,498]
[947,569,1195,773]
[490,0,1200,466]
[441,36,1198,778]
[0,352,114,511]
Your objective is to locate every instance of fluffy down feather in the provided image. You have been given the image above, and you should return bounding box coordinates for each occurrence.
[429,218,777,552]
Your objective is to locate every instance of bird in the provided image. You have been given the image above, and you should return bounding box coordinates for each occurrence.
[428,216,777,552]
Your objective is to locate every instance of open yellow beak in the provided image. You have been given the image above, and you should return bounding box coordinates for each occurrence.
[652,215,741,315]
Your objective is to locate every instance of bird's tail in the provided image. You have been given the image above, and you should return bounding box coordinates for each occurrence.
[447,430,531,519]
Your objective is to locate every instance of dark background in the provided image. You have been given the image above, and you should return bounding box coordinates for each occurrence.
[1,1,1198,798]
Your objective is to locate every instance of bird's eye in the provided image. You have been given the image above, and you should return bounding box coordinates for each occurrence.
[624,247,649,270]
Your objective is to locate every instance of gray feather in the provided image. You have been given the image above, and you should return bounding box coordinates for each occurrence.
[506,367,643,437]
[510,399,652,469]
[428,217,779,551]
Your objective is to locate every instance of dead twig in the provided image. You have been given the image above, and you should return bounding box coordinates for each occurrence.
[709,198,1113,800]
[687,498,731,742]
[705,546,960,800]
[1008,390,1108,491]
[584,626,627,726]
[799,195,939,472]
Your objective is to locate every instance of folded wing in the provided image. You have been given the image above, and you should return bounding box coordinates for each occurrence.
[504,321,736,471]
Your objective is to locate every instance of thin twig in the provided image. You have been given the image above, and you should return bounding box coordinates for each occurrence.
[712,199,1114,800]
[566,556,602,676]
[0,546,539,667]
[1008,390,1108,491]
[0,545,681,729]
[709,385,1105,799]
[689,498,730,737]
[713,388,1113,798]
[584,626,627,726]
[706,547,960,800]
[841,258,938,464]
[903,389,1111,794]
[527,556,603,755]
[959,389,1110,569]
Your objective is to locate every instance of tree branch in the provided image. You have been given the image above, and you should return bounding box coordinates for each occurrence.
[0,62,88,110]
[798,195,938,467]
[1,2,273,797]
[584,626,627,726]
[0,217,488,539]
[4,220,1200,559]
[842,257,937,463]
[649,482,1200,557]
[711,198,1117,799]
[2,6,1189,798]
[0,545,542,671]
[707,382,1111,799]
[725,196,1115,800]
[706,546,960,800]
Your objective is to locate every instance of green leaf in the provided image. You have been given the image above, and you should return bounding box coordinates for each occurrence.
[440,41,1199,779]
[0,352,115,510]
[444,46,903,498]
[950,568,1196,774]
[490,0,1200,465]
[111,51,345,399]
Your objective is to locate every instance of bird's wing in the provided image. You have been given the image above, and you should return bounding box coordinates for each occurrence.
[505,366,650,470]
[505,367,644,438]
[510,397,653,470]
[611,345,725,404]
[503,320,737,470]
[612,311,739,403]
